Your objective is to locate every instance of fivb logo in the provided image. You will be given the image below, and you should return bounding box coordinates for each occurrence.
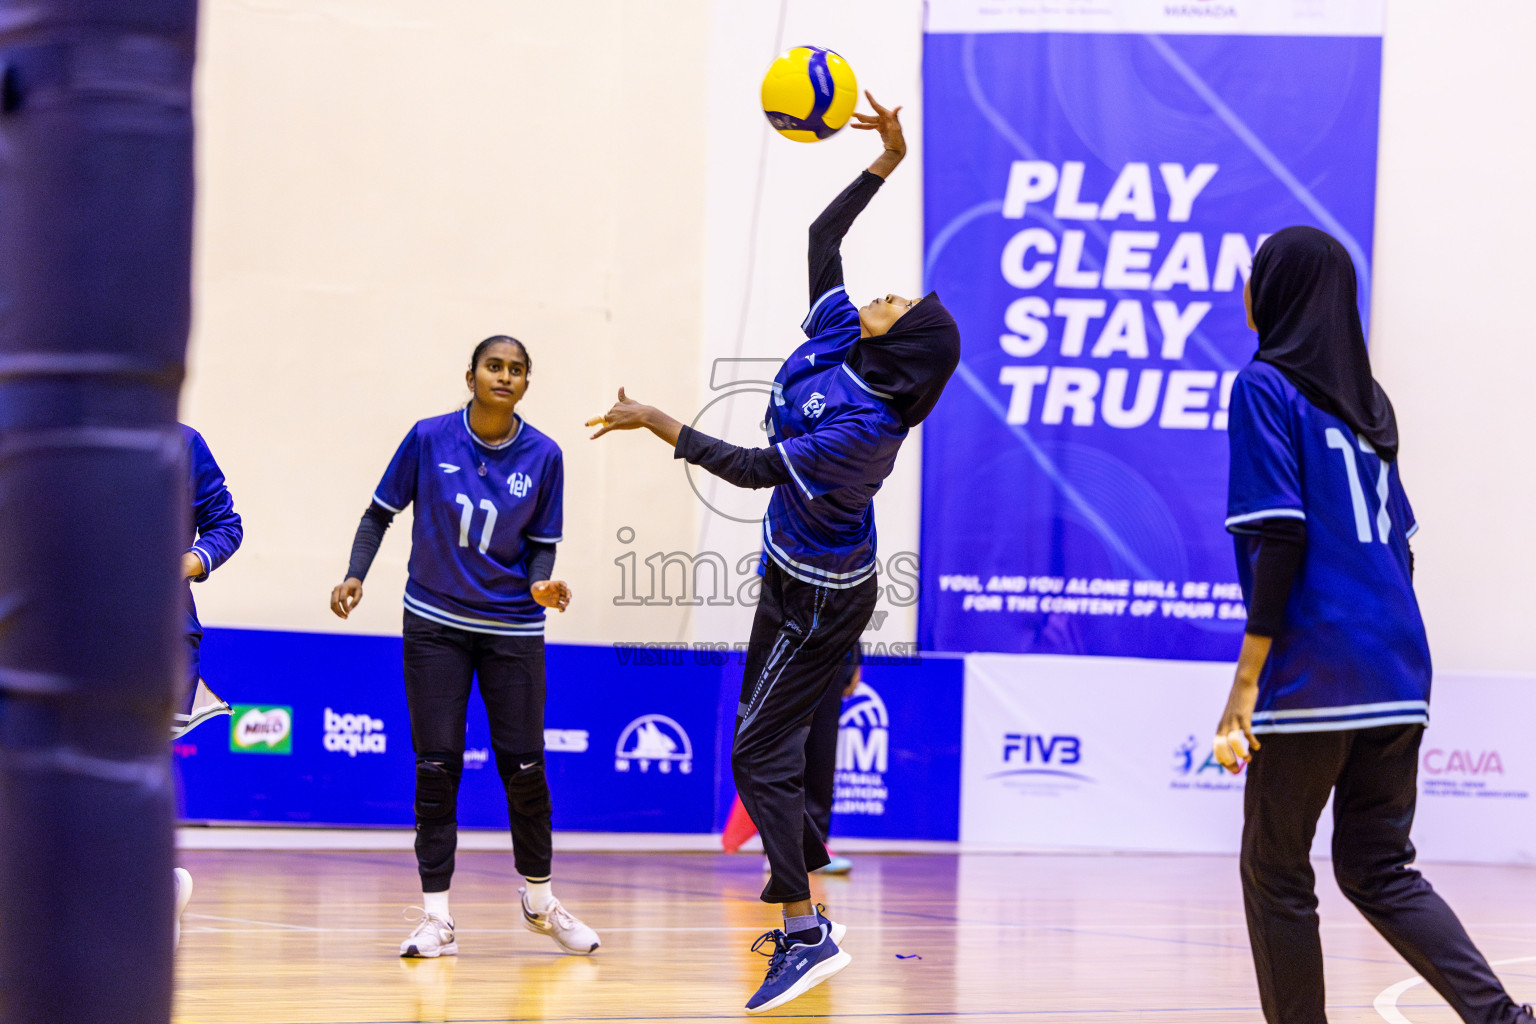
[614,714,693,774]
[323,707,387,756]
[508,471,534,498]
[988,730,1092,782]
[834,682,889,816]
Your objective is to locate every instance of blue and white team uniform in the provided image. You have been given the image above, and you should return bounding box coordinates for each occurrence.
[761,286,908,590]
[178,425,242,732]
[1226,360,1431,733]
[372,408,563,636]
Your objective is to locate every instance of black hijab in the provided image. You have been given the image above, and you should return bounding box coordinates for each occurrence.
[1250,226,1398,461]
[846,292,962,428]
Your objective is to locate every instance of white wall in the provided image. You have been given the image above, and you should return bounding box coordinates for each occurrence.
[695,0,928,648]
[184,0,708,645]
[1372,3,1536,673]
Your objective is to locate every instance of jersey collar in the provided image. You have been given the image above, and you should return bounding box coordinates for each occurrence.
[461,406,523,450]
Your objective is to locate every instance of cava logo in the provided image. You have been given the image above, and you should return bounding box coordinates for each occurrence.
[323,707,386,756]
[230,705,292,754]
[508,471,534,498]
[1424,749,1504,777]
[834,681,889,816]
[614,714,692,774]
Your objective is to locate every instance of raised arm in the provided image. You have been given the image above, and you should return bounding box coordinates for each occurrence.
[806,92,907,304]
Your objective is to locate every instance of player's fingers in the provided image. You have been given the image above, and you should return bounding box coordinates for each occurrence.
[1243,723,1261,753]
[1227,727,1251,765]
[585,416,606,428]
[865,89,887,114]
[617,386,627,401]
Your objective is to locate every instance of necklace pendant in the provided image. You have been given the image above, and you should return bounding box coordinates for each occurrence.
[478,463,488,477]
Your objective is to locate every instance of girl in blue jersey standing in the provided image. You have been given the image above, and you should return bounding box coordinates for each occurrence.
[590,95,960,1014]
[1214,227,1532,1024]
[330,336,599,960]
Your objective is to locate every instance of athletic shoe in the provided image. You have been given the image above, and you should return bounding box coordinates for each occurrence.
[173,867,193,948]
[815,903,846,946]
[399,908,457,958]
[171,679,232,740]
[520,888,600,954]
[744,925,851,1014]
[814,855,853,875]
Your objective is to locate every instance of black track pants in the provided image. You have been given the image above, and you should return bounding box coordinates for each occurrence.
[402,611,552,892]
[735,561,876,904]
[1242,724,1526,1024]
[803,657,854,841]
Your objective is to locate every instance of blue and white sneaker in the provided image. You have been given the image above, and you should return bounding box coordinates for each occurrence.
[814,855,853,875]
[815,904,846,946]
[744,925,851,1014]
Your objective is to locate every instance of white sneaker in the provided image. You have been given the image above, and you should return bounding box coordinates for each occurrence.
[173,867,193,948]
[400,908,457,958]
[520,888,600,954]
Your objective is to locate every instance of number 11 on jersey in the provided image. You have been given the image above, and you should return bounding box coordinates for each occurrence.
[454,493,498,554]
[1325,427,1390,544]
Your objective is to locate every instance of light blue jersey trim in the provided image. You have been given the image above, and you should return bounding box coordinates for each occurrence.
[190,545,213,575]
[760,518,878,589]
[801,285,846,332]
[841,363,894,401]
[403,593,545,636]
[372,493,404,514]
[1406,522,1420,540]
[1251,700,1429,734]
[1253,713,1429,735]
[526,534,563,543]
[775,443,817,502]
[1225,507,1306,529]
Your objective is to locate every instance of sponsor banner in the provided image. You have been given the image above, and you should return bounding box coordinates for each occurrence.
[830,657,964,841]
[1410,674,1534,865]
[961,652,1245,851]
[919,15,1383,660]
[229,705,293,755]
[925,0,1385,37]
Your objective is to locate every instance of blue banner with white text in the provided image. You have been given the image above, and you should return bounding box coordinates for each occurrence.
[919,25,1383,659]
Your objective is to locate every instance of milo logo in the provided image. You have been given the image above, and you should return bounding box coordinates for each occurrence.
[230,705,293,754]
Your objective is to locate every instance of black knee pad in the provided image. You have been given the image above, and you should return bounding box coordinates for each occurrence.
[414,756,461,825]
[502,753,551,819]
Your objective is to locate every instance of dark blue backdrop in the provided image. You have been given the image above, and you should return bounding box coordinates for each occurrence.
[175,628,963,841]
[919,30,1382,659]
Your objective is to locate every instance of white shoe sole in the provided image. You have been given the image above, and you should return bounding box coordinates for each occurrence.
[173,868,193,948]
[400,941,458,959]
[745,949,851,1014]
[829,920,846,945]
[521,909,599,954]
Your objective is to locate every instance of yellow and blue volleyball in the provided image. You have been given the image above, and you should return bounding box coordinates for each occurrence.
[760,46,858,143]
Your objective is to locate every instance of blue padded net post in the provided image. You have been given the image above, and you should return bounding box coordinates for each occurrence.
[0,1,197,1021]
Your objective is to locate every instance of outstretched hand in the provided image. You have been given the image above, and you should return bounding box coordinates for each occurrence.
[850,91,905,175]
[587,387,652,439]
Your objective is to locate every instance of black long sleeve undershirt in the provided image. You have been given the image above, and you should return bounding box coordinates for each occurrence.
[807,170,885,304]
[345,503,557,584]
[346,503,394,582]
[674,425,790,490]
[1243,518,1306,638]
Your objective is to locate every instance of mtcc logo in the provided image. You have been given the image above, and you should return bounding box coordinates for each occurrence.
[323,707,387,756]
[615,714,693,774]
[802,392,827,419]
[834,682,889,816]
[508,471,534,498]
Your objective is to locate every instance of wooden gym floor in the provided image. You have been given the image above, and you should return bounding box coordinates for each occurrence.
[173,848,1536,1024]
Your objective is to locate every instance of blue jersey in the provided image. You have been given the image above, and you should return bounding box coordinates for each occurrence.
[373,409,563,634]
[760,285,908,588]
[183,425,243,639]
[1225,361,1430,733]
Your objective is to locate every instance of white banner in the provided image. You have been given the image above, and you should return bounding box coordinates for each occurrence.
[960,654,1536,864]
[925,0,1384,37]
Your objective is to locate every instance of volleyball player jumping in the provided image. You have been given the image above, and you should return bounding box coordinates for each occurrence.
[330,336,599,959]
[1215,227,1533,1024]
[590,94,960,1014]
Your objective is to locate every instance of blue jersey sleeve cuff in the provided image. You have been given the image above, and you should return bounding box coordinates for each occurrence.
[372,492,405,514]
[1225,507,1305,533]
[802,285,847,334]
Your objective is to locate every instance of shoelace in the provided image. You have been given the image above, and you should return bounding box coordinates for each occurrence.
[751,929,792,982]
[544,899,578,929]
[402,906,450,934]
